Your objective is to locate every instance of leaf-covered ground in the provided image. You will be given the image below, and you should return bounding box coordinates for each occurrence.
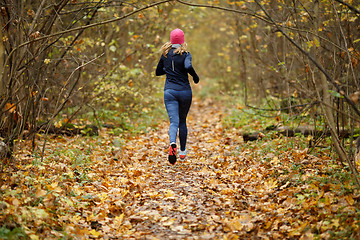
[1,98,360,239]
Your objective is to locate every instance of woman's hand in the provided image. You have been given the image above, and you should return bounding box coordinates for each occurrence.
[193,75,199,84]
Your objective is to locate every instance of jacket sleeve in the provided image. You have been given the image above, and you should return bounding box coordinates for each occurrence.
[155,56,166,76]
[184,52,199,84]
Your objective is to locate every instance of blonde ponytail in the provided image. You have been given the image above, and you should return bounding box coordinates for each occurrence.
[161,42,188,57]
[174,42,188,55]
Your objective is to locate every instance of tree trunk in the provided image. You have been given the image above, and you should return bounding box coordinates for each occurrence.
[105,23,114,69]
[314,0,348,163]
[320,74,348,162]
[0,26,4,95]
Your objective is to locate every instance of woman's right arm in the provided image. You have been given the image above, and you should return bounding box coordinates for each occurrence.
[184,53,199,84]
[155,56,166,76]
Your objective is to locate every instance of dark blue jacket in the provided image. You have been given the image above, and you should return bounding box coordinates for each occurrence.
[156,48,199,91]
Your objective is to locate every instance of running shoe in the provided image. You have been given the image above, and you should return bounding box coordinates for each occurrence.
[168,143,177,164]
[179,148,186,160]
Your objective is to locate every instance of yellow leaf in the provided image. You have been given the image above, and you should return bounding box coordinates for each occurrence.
[237,104,244,110]
[324,195,331,206]
[99,192,108,201]
[314,38,320,47]
[162,218,175,226]
[54,121,62,128]
[271,156,280,165]
[35,188,47,198]
[116,213,124,222]
[345,195,354,205]
[165,190,174,198]
[122,189,129,198]
[53,186,62,193]
[29,234,39,240]
[331,219,340,228]
[71,215,81,223]
[89,229,101,237]
[47,182,62,193]
[264,179,278,189]
[33,208,48,219]
[228,218,243,231]
[149,190,159,199]
[263,221,272,229]
[87,214,96,222]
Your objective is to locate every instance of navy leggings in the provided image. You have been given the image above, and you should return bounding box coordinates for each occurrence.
[164,89,192,151]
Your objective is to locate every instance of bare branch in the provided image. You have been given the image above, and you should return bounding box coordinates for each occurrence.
[254,0,360,188]
[28,0,47,35]
[253,0,360,118]
[1,0,172,82]
[175,0,346,52]
[334,0,360,15]
[40,53,104,161]
[176,0,271,23]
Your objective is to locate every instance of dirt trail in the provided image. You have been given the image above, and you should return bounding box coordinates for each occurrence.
[114,98,256,239]
[6,97,359,239]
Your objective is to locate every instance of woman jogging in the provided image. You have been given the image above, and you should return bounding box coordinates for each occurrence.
[155,28,200,165]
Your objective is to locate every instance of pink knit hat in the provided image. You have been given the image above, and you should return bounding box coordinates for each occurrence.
[170,28,185,44]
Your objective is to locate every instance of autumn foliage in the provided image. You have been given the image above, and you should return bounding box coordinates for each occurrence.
[1,0,360,239]
[0,98,359,239]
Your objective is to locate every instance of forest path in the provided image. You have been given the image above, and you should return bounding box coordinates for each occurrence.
[114,98,261,239]
[7,97,358,239]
